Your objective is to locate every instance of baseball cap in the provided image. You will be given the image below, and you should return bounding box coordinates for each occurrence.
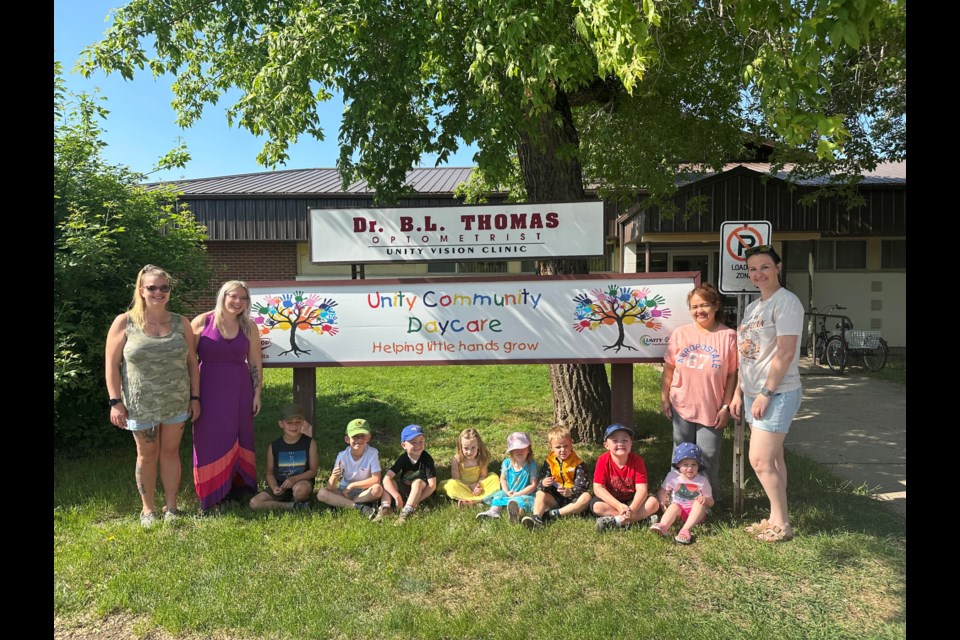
[506,431,532,452]
[346,418,371,437]
[280,403,305,420]
[400,424,424,443]
[603,423,635,440]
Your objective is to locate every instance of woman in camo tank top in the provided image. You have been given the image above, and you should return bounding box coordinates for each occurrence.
[105,265,201,527]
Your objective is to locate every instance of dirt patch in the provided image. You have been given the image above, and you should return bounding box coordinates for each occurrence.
[54,612,250,640]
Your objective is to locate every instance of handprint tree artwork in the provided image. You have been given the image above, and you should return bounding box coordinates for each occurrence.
[252,291,340,357]
[572,286,672,353]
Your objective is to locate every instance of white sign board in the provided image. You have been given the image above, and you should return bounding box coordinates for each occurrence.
[719,221,772,294]
[249,274,697,366]
[309,201,605,264]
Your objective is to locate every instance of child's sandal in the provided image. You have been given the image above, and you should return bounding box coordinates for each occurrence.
[675,529,694,545]
[649,523,669,537]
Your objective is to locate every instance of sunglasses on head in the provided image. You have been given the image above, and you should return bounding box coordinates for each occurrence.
[143,284,171,293]
[744,244,774,258]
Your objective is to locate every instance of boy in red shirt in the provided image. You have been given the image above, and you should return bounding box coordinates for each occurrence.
[590,424,660,531]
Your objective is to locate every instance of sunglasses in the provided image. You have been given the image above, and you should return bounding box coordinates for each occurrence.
[143,284,171,293]
[744,244,774,258]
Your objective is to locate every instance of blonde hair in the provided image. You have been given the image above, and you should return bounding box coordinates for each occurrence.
[547,425,572,444]
[127,264,174,329]
[455,428,491,471]
[214,280,256,341]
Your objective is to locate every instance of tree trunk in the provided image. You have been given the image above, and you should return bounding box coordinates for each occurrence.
[517,89,611,443]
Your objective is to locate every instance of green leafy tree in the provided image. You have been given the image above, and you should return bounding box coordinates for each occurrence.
[54,62,210,452]
[80,0,904,441]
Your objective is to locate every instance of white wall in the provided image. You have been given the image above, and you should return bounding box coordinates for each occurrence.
[786,272,906,348]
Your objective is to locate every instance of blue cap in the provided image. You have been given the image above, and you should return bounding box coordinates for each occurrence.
[603,424,635,440]
[400,424,424,443]
[672,442,706,470]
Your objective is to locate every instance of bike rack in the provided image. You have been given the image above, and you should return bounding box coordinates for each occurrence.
[803,311,853,366]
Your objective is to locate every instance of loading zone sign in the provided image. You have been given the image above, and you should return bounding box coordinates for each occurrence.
[720,221,772,294]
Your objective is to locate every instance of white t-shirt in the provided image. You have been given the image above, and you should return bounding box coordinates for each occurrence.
[737,287,804,395]
[334,445,381,490]
[661,469,712,508]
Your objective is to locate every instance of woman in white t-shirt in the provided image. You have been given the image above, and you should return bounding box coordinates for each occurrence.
[731,245,804,543]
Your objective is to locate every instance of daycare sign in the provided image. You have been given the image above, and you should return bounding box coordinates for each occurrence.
[249,274,696,366]
[309,201,605,264]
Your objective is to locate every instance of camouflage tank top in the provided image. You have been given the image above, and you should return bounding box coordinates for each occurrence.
[121,313,191,423]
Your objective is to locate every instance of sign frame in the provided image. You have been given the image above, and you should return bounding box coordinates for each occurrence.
[308,201,606,265]
[248,272,699,368]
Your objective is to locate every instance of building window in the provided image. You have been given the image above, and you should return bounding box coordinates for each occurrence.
[519,255,611,273]
[785,242,813,271]
[881,240,906,269]
[815,240,867,270]
[426,261,508,274]
[647,252,669,272]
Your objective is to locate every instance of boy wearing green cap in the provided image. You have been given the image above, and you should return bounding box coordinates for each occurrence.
[316,418,384,519]
[249,403,318,511]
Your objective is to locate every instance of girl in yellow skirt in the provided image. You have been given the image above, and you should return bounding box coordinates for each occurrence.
[439,428,500,507]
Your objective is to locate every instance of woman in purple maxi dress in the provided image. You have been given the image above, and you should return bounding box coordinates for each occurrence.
[191,281,263,510]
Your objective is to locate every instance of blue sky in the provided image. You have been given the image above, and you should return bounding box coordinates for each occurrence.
[54,1,478,182]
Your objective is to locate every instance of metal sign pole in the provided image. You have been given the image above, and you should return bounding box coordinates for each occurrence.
[732,294,747,515]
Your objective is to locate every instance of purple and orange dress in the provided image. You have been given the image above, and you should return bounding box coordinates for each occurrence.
[192,314,257,509]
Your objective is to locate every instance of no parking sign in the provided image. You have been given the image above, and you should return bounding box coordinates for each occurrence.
[719,221,772,294]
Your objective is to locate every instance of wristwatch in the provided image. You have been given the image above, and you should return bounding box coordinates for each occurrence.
[108,398,123,407]
[760,386,774,397]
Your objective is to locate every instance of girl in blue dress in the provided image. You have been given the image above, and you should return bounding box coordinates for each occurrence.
[477,431,538,523]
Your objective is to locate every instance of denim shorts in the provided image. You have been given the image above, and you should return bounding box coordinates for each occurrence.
[744,389,802,434]
[126,411,190,432]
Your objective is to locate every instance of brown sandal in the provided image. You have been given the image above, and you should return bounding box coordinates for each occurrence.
[756,524,794,543]
[744,518,771,534]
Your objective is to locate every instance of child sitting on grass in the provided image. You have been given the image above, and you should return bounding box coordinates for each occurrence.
[249,404,319,511]
[476,431,538,523]
[316,418,384,519]
[439,428,500,506]
[521,425,591,528]
[650,442,714,545]
[375,424,437,526]
[590,424,660,531]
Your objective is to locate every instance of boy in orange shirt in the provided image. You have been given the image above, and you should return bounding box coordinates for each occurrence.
[521,425,591,528]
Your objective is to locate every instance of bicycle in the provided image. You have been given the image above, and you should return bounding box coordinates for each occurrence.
[824,328,889,374]
[805,304,849,363]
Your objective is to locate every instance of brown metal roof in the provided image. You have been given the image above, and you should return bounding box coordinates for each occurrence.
[149,167,476,196]
[679,162,905,187]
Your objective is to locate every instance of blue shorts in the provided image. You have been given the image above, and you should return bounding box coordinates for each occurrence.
[126,411,190,432]
[744,389,802,434]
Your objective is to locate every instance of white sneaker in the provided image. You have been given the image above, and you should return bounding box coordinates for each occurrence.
[476,508,500,520]
[595,516,619,532]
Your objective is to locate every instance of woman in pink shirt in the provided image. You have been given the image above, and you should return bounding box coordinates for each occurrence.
[660,283,738,495]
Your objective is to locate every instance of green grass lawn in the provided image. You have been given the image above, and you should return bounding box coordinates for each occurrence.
[54,365,905,639]
[863,354,906,386]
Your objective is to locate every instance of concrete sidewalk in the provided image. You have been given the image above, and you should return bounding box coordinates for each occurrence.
[785,359,906,517]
